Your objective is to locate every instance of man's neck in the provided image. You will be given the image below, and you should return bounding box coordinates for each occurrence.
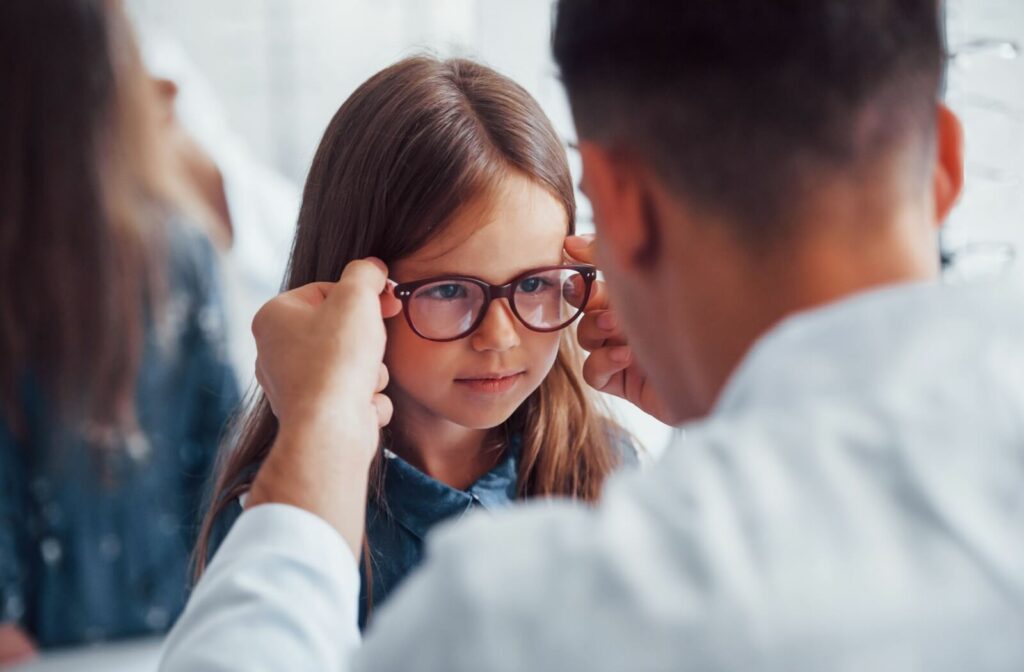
[765,196,940,316]
[664,186,940,420]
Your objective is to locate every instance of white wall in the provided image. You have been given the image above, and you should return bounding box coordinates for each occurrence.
[945,0,1024,284]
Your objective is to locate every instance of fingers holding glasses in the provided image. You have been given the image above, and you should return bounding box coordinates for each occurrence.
[564,234,596,264]
[581,344,635,395]
[375,361,393,427]
[563,235,613,315]
[566,234,675,421]
[578,307,628,352]
[564,235,620,352]
[582,345,678,425]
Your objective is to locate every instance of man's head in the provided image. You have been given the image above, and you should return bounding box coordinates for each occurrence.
[554,0,964,421]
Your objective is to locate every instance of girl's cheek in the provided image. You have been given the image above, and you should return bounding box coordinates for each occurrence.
[528,332,562,375]
[384,320,458,387]
[383,317,422,372]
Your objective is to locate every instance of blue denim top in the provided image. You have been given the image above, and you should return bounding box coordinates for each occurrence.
[0,224,240,648]
[212,431,637,631]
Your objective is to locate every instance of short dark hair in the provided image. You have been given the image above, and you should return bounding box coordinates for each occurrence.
[553,0,945,238]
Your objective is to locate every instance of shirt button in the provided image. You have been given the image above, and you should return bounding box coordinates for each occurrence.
[40,538,63,565]
[126,432,151,462]
[146,606,170,631]
[3,594,25,621]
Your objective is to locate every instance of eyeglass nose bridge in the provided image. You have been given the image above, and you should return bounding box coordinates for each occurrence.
[479,281,525,332]
[483,281,517,303]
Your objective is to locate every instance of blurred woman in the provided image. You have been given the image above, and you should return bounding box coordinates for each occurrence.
[0,0,239,661]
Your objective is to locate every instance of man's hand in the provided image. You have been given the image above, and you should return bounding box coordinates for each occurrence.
[565,235,680,426]
[247,258,402,555]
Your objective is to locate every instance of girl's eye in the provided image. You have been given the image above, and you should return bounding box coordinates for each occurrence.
[423,283,467,300]
[517,276,554,294]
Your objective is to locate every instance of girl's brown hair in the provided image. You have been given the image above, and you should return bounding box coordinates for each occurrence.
[194,56,623,587]
[0,0,167,440]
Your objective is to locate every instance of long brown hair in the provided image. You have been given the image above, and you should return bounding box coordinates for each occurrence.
[0,0,167,440]
[195,56,623,580]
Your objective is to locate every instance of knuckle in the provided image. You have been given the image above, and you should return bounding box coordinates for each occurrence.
[342,259,384,284]
[250,296,285,338]
[251,308,267,338]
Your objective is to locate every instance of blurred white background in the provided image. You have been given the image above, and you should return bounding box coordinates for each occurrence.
[127,0,573,185]
[945,0,1024,284]
[124,0,1024,280]
[119,0,1023,462]
[118,0,1022,458]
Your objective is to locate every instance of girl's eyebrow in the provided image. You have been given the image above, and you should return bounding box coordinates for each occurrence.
[399,262,567,285]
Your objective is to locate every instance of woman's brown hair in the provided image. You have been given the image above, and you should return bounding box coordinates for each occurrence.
[0,0,167,440]
[194,56,624,588]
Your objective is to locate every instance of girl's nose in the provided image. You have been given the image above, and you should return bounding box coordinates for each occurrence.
[470,299,521,352]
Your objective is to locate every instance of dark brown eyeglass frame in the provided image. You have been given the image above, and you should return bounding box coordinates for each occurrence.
[391,264,598,342]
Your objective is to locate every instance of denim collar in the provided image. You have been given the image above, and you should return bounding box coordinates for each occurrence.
[377,435,521,540]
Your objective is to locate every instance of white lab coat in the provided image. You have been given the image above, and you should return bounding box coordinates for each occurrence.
[160,279,1024,671]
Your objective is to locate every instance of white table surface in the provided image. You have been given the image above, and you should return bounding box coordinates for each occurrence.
[9,637,162,672]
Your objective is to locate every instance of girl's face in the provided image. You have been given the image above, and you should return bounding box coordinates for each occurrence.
[385,171,568,432]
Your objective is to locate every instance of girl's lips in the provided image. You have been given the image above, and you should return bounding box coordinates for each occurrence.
[454,372,525,394]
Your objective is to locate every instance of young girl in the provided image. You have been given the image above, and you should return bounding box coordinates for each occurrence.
[196,56,636,629]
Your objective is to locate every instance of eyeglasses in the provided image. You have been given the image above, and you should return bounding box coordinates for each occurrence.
[391,264,597,342]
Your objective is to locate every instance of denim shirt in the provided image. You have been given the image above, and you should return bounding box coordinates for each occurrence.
[361,442,523,629]
[0,223,240,648]
[212,439,521,631]
[212,433,638,631]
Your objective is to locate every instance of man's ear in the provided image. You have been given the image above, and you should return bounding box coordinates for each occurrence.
[578,140,659,270]
[933,103,964,226]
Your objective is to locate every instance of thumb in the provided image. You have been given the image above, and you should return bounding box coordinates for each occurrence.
[564,234,596,264]
[323,258,390,316]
